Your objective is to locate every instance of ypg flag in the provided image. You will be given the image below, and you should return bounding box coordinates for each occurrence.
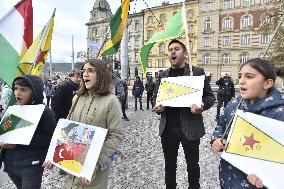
[156,76,204,107]
[0,113,32,135]
[0,104,45,145]
[222,110,284,189]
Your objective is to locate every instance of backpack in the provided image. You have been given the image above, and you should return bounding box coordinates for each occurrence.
[218,82,230,96]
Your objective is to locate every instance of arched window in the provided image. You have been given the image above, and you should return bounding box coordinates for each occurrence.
[221,53,230,64]
[188,25,194,34]
[147,16,153,24]
[241,15,252,28]
[203,53,211,64]
[223,17,233,29]
[204,19,212,31]
[243,0,252,7]
[240,52,249,64]
[188,10,193,18]
[159,43,165,54]
[261,14,271,25]
[160,14,166,24]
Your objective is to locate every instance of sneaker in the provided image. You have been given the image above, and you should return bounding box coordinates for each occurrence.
[140,109,144,111]
[134,109,137,111]
[146,108,149,110]
[124,117,129,121]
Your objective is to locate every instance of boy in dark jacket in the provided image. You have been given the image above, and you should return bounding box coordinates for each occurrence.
[0,75,57,189]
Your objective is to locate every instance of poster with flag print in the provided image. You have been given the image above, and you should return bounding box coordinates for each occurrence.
[222,109,284,189]
[0,104,45,145]
[45,119,107,181]
[156,76,204,108]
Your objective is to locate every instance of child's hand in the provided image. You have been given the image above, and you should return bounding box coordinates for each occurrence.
[80,175,96,186]
[42,160,53,170]
[154,104,165,113]
[247,174,264,188]
[212,138,226,152]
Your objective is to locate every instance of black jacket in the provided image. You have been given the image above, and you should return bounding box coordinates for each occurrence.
[216,77,235,100]
[154,64,215,140]
[132,79,144,97]
[0,75,57,175]
[51,80,79,122]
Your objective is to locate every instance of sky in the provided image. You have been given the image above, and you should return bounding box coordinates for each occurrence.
[0,0,182,63]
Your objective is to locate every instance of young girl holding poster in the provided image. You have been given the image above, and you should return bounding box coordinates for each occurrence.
[212,58,284,189]
[44,59,123,188]
[0,75,56,189]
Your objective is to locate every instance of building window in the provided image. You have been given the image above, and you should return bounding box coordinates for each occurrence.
[240,52,249,64]
[188,10,193,18]
[93,29,98,37]
[223,36,232,46]
[147,30,154,39]
[221,53,230,64]
[224,0,233,9]
[204,37,212,47]
[241,16,252,28]
[134,50,138,61]
[258,52,269,60]
[148,60,152,68]
[160,14,166,24]
[223,17,232,29]
[204,2,213,12]
[241,34,250,45]
[262,0,270,4]
[204,19,212,31]
[159,43,165,54]
[134,23,139,31]
[203,53,211,64]
[157,59,164,68]
[243,0,251,7]
[147,16,153,24]
[188,25,194,34]
[261,15,271,25]
[134,36,139,45]
[261,33,271,44]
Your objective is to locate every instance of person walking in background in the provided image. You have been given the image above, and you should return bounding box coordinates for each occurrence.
[44,80,54,107]
[145,76,155,110]
[132,76,144,111]
[51,69,81,122]
[212,58,284,189]
[0,75,56,189]
[122,78,129,121]
[154,39,215,189]
[215,74,235,122]
[44,59,123,188]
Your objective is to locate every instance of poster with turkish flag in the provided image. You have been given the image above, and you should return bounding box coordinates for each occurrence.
[45,119,107,181]
[0,104,45,145]
[222,109,284,189]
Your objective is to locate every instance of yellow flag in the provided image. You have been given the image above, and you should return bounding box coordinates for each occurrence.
[157,80,199,102]
[226,116,284,164]
[18,9,55,76]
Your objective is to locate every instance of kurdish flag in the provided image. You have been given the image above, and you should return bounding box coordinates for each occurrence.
[99,0,130,57]
[138,9,184,75]
[0,104,45,145]
[222,109,284,189]
[0,0,33,87]
[18,9,55,76]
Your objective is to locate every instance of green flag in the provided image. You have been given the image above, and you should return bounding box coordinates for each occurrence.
[138,10,184,75]
[0,113,33,135]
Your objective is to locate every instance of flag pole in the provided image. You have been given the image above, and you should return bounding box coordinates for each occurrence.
[182,1,192,76]
[96,27,110,58]
[72,35,74,70]
[29,8,56,74]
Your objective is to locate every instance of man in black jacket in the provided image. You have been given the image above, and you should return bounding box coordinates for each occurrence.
[51,70,81,122]
[153,39,215,189]
[145,76,155,110]
[132,76,144,111]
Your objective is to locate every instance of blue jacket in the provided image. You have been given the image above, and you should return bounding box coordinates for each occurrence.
[0,75,57,175]
[212,88,284,189]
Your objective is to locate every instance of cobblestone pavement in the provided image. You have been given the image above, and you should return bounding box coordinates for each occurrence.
[0,102,221,189]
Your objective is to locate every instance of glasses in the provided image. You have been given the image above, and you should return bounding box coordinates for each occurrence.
[80,68,96,75]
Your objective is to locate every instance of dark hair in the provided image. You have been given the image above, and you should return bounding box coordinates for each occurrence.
[240,58,277,82]
[276,67,284,79]
[168,39,187,52]
[13,78,32,89]
[68,69,81,77]
[77,59,112,96]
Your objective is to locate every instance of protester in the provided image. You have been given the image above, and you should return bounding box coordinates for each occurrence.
[215,74,235,122]
[51,69,81,122]
[44,80,54,107]
[44,59,123,189]
[122,78,129,121]
[212,58,284,189]
[132,76,144,111]
[0,75,56,189]
[145,76,155,110]
[154,39,215,189]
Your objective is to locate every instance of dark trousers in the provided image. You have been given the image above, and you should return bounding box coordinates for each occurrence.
[161,125,200,189]
[146,92,154,109]
[134,96,142,110]
[46,96,52,107]
[216,98,230,118]
[8,170,43,189]
[121,98,127,118]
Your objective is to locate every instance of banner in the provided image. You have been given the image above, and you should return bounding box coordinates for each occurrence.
[45,119,108,181]
[0,104,45,145]
[156,75,204,107]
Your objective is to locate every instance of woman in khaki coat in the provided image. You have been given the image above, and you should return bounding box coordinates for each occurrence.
[44,59,123,189]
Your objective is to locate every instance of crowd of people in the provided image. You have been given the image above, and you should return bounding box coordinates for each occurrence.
[0,39,284,189]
